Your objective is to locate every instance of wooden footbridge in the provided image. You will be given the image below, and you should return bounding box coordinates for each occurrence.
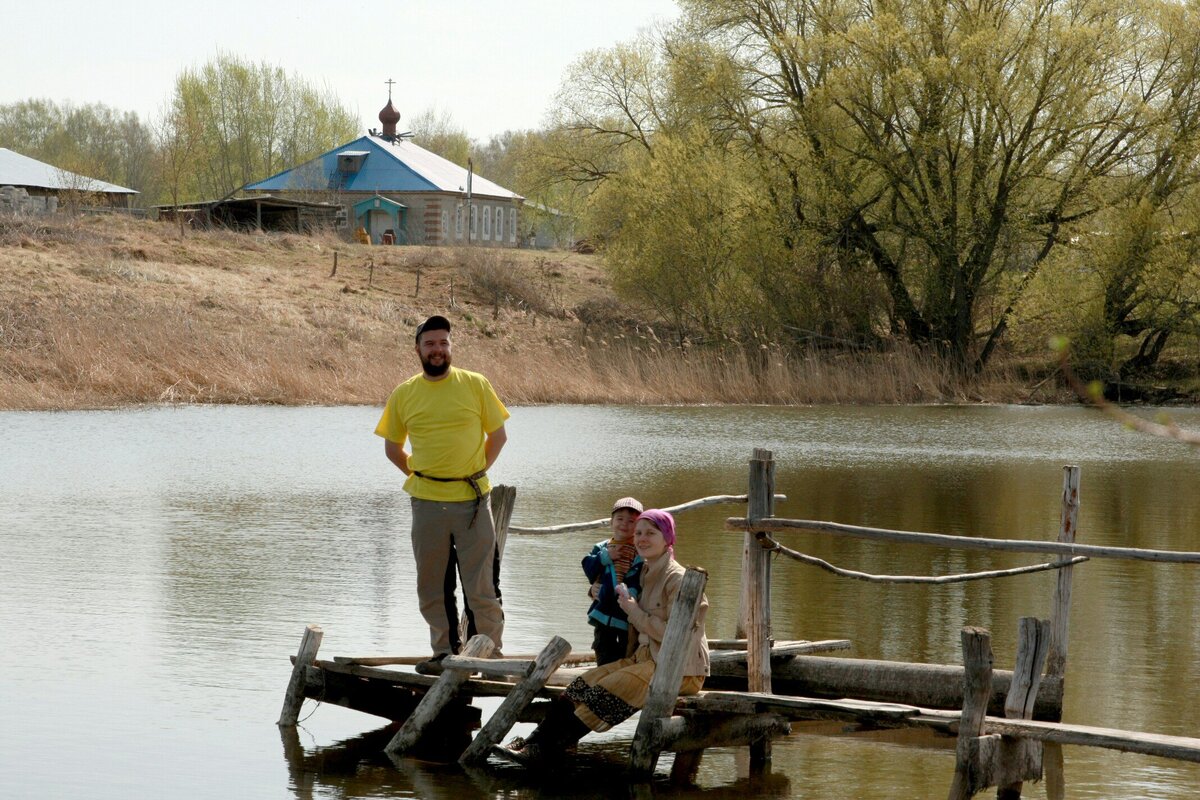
[279,451,1200,797]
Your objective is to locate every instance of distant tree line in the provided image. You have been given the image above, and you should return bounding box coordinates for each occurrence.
[0,53,359,210]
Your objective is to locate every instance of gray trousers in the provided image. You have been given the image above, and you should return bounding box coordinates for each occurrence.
[410,495,505,655]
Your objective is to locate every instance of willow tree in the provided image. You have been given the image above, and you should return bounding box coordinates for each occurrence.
[676,0,1200,368]
[164,54,359,200]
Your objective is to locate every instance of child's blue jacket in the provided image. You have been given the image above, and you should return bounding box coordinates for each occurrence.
[581,539,642,631]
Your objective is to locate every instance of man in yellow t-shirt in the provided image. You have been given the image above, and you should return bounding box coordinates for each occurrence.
[375,315,509,671]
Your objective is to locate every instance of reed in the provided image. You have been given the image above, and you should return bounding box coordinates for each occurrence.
[0,214,1056,410]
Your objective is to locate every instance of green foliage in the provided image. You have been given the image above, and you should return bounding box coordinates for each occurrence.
[542,0,1200,372]
[164,53,359,201]
[408,107,471,168]
[0,99,157,203]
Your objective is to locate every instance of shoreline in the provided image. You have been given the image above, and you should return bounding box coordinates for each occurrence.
[2,215,1194,411]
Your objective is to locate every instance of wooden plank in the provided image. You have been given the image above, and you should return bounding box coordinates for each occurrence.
[1046,466,1080,678]
[278,624,323,726]
[312,658,567,699]
[709,639,851,663]
[708,654,1063,720]
[508,494,787,535]
[746,449,775,767]
[726,516,1200,563]
[998,617,1051,798]
[979,718,1200,763]
[459,635,573,765]
[676,690,921,722]
[629,568,709,776]
[334,651,595,668]
[385,634,495,755]
[949,627,994,800]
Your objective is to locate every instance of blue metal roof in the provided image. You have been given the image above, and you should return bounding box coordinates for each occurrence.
[245,135,521,200]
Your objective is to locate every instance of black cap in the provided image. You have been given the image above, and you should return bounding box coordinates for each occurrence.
[415,314,451,342]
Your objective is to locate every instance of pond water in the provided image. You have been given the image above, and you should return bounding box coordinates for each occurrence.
[2,403,1199,799]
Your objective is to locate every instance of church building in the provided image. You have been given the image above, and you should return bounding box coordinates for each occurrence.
[244,94,522,246]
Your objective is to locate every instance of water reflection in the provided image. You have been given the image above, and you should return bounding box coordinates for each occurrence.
[2,404,1199,799]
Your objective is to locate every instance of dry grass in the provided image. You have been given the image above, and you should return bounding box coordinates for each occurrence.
[0,214,1058,410]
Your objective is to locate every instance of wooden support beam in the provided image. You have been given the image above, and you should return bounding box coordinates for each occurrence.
[333,651,594,668]
[629,568,708,777]
[385,634,494,755]
[997,618,1051,799]
[278,624,323,726]
[1046,466,1080,678]
[656,712,791,752]
[744,449,775,767]
[459,635,573,766]
[707,655,1063,721]
[949,627,994,800]
[709,639,851,663]
[676,691,921,723]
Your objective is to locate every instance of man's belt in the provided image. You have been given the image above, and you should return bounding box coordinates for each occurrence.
[412,469,488,525]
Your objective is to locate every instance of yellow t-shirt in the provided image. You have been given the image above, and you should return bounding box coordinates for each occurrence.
[374,366,510,501]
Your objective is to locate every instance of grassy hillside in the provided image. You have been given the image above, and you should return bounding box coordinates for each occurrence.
[0,214,1064,410]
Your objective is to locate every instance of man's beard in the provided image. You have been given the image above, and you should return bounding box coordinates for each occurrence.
[421,354,451,377]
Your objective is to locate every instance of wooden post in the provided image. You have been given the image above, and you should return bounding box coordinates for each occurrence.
[743,448,775,766]
[414,266,421,298]
[459,635,572,765]
[1043,466,1078,800]
[385,634,495,755]
[949,627,993,800]
[459,484,516,651]
[329,251,338,277]
[629,568,708,777]
[997,618,1050,799]
[1046,466,1079,678]
[278,624,323,726]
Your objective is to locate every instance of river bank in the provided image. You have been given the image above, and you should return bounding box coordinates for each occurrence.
[0,214,1101,410]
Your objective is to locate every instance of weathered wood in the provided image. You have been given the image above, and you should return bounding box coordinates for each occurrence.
[458,484,518,651]
[669,749,704,783]
[1046,466,1080,678]
[949,627,994,800]
[334,651,595,668]
[676,690,921,723]
[385,634,495,755]
[657,711,791,752]
[706,654,1063,720]
[709,639,851,663]
[997,618,1051,798]
[745,449,775,767]
[979,718,1200,763]
[279,624,323,726]
[508,493,787,535]
[459,635,573,765]
[767,539,1088,583]
[490,484,516,559]
[726,515,1200,563]
[630,568,709,776]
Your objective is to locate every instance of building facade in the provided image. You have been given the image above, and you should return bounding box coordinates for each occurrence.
[244,99,522,247]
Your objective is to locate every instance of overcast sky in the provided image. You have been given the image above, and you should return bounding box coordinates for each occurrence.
[1,0,680,141]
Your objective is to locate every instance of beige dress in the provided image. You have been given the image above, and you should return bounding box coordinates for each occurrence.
[565,554,709,732]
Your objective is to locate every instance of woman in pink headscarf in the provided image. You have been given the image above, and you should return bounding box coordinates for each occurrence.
[502,509,710,763]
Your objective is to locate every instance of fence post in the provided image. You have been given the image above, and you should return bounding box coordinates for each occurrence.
[743,448,775,766]
[630,568,708,777]
[949,627,993,800]
[1043,466,1079,800]
[278,624,323,726]
[1047,465,1079,677]
[997,618,1050,799]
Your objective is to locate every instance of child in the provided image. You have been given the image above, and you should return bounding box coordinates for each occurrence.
[581,497,644,665]
[504,509,710,763]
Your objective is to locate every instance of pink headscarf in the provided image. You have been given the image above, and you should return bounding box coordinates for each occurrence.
[637,509,676,555]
